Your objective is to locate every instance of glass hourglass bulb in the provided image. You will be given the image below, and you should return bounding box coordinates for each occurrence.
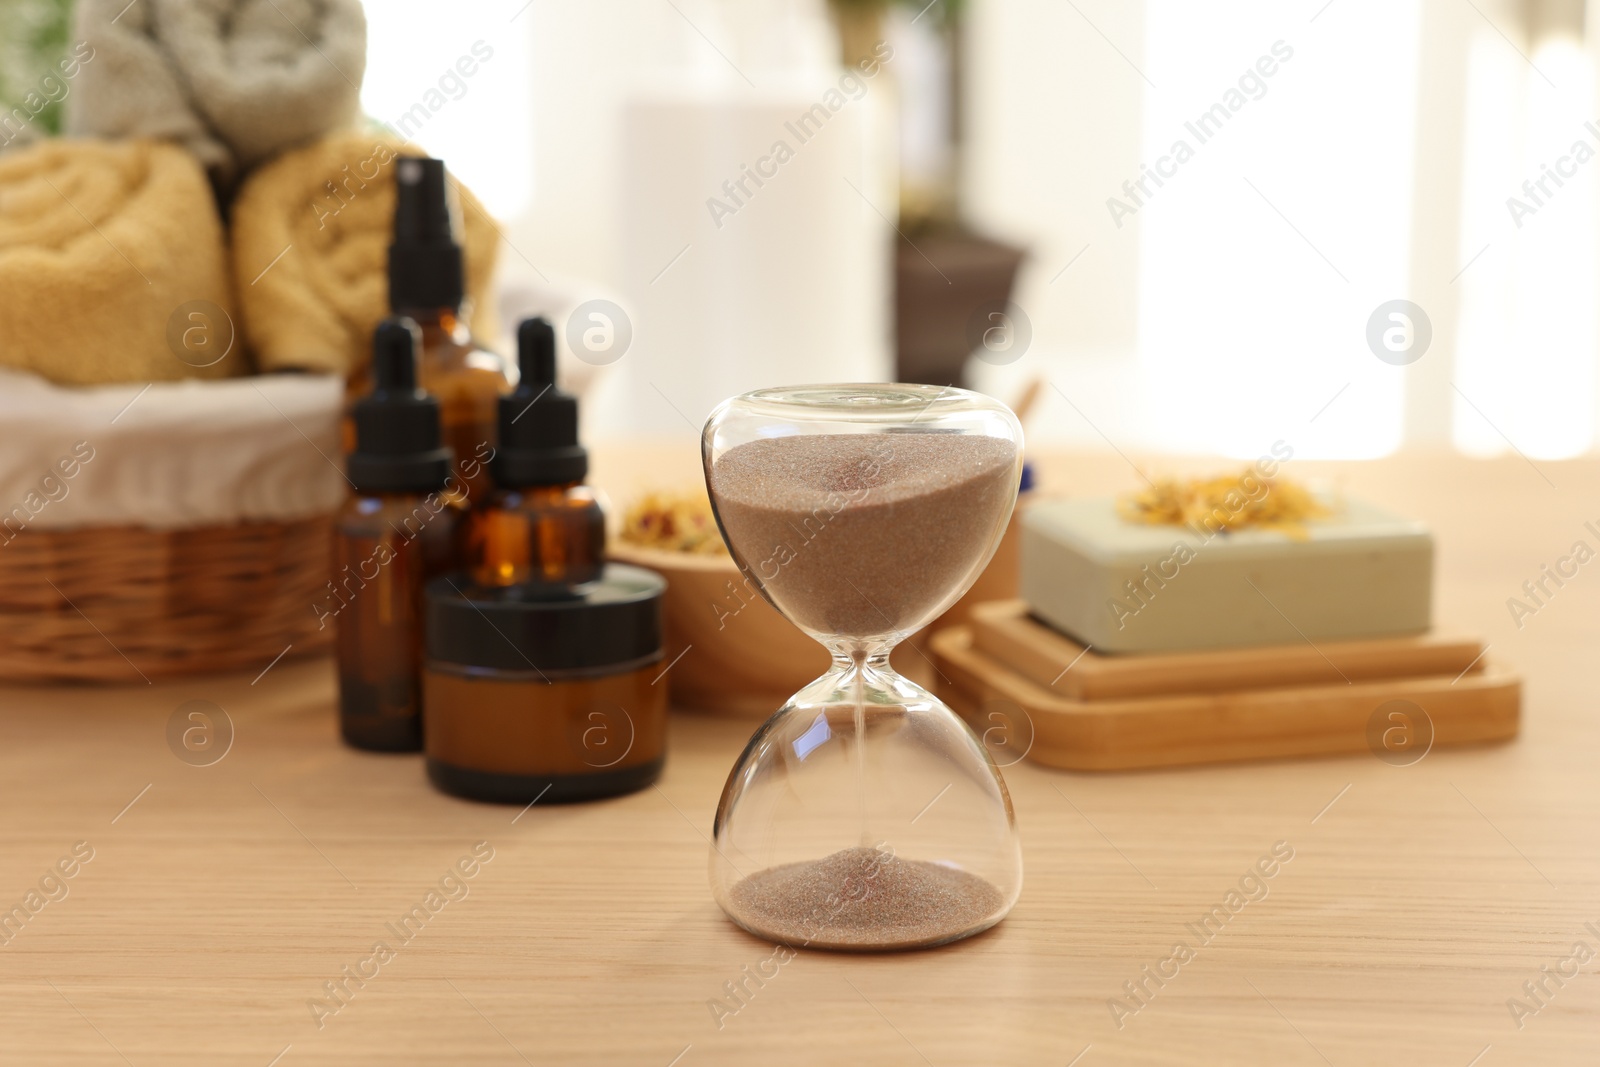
[702,384,1024,951]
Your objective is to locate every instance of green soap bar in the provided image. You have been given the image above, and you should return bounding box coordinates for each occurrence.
[1019,497,1433,654]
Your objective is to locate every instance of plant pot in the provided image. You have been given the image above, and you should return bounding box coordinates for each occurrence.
[894,228,1026,387]
[829,3,887,68]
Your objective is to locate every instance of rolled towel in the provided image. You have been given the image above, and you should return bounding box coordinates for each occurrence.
[0,138,241,385]
[232,133,500,378]
[63,0,367,185]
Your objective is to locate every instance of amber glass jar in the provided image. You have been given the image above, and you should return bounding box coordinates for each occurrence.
[463,317,605,590]
[422,564,668,803]
[335,494,457,749]
[387,155,510,504]
[466,482,605,588]
[336,318,457,752]
[408,306,509,505]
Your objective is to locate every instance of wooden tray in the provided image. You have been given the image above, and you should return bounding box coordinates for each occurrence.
[969,599,1486,701]
[931,626,1520,771]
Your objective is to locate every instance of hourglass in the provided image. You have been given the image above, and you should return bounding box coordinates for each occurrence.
[702,384,1024,951]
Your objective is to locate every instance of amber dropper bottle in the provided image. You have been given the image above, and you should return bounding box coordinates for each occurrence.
[464,317,606,591]
[388,155,509,504]
[335,317,458,752]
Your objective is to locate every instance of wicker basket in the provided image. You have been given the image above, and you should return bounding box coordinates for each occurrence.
[0,516,334,684]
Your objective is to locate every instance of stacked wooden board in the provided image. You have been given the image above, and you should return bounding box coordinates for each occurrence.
[932,600,1520,771]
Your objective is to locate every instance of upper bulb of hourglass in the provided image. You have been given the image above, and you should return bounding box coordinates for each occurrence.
[702,384,1025,952]
[704,385,1023,653]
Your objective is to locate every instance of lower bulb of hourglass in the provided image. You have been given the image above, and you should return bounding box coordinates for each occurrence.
[709,658,1022,951]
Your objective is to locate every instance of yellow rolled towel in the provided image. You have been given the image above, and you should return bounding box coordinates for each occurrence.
[0,139,240,385]
[232,134,500,378]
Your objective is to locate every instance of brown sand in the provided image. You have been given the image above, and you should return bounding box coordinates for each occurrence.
[708,433,1017,638]
[725,846,1005,950]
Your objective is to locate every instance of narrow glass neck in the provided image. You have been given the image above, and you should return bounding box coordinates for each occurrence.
[828,647,892,674]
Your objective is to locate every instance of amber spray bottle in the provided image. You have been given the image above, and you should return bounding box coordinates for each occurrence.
[335,317,458,752]
[464,317,606,591]
[388,155,509,505]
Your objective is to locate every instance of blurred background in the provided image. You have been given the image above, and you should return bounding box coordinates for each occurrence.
[352,0,1595,458]
[3,0,1594,455]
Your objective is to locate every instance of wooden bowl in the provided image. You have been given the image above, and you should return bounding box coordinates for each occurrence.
[606,542,829,717]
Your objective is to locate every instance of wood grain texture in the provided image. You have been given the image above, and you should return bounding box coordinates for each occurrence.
[934,624,1520,770]
[0,448,1597,1065]
[969,598,1486,699]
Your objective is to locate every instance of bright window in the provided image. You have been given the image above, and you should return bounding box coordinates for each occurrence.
[359,1,534,220]
[1453,32,1596,459]
[1136,0,1421,459]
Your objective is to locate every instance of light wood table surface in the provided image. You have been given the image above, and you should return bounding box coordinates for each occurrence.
[2,448,1598,1066]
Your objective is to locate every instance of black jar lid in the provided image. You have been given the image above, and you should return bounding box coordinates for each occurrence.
[425,564,664,674]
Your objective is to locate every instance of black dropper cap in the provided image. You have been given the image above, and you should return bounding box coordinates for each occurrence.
[348,318,453,493]
[388,156,465,312]
[493,317,587,487]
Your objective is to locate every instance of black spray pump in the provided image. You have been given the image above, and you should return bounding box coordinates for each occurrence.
[388,156,465,312]
[348,317,453,493]
[493,317,588,487]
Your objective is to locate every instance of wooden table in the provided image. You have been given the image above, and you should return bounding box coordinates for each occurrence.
[1,450,1597,1065]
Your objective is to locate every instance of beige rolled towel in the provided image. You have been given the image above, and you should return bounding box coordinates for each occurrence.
[64,0,367,185]
[232,133,500,378]
[0,139,240,385]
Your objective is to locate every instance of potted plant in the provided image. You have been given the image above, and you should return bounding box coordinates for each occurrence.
[0,0,74,149]
[827,0,1026,387]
